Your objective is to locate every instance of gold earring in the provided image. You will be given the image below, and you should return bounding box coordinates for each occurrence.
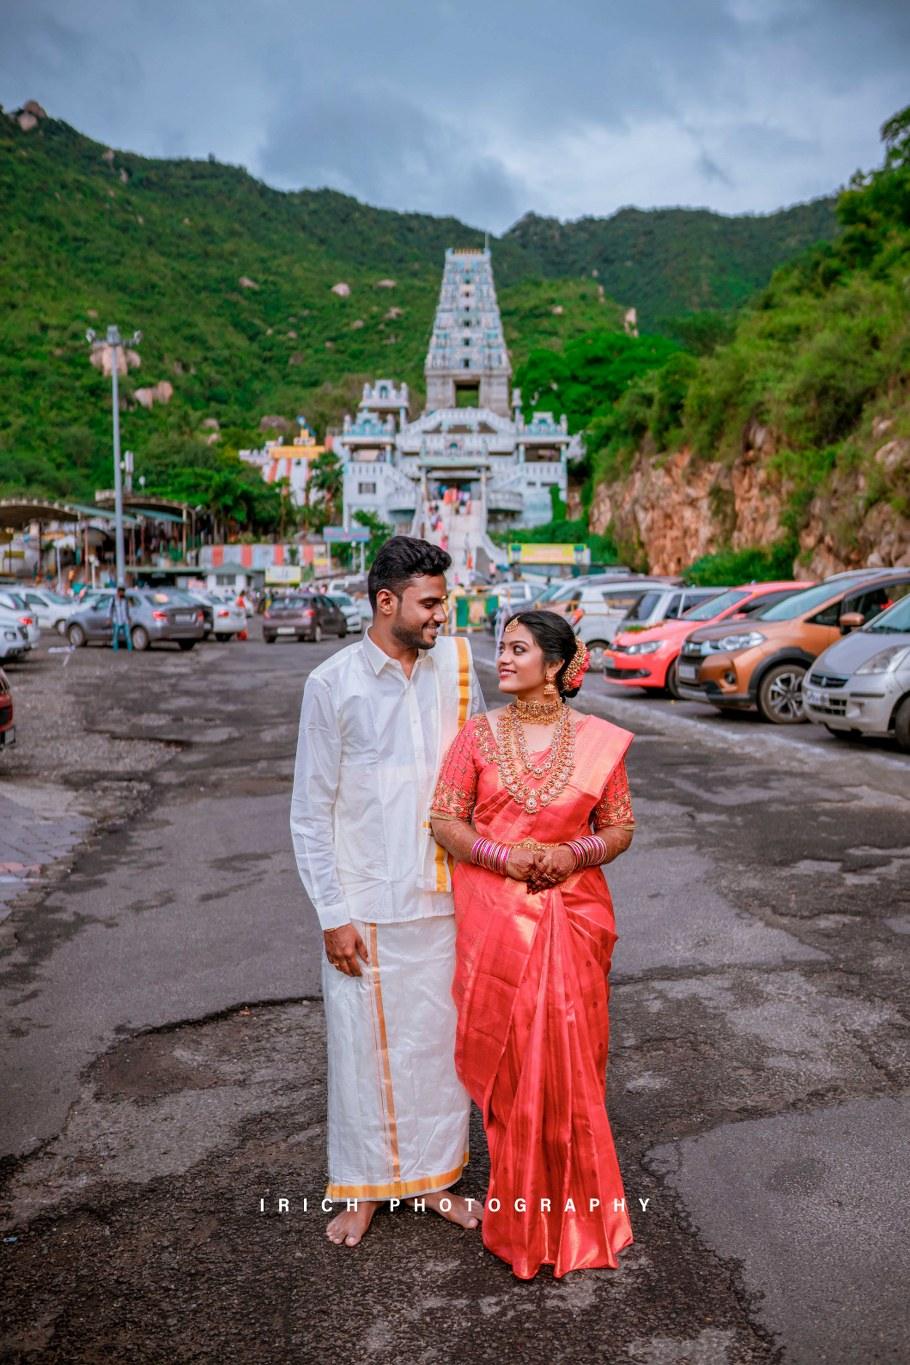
[544,678,557,698]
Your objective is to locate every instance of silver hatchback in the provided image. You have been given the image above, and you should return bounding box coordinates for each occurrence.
[803,590,910,750]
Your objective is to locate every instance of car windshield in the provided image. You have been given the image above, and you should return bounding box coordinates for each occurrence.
[142,588,194,605]
[0,593,27,608]
[755,578,871,621]
[682,589,745,621]
[864,595,910,633]
[622,590,665,622]
[329,594,352,606]
[274,597,309,609]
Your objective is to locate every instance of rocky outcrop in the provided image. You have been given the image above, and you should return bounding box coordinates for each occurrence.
[16,100,47,131]
[259,414,292,433]
[133,380,174,410]
[588,422,909,576]
[331,282,351,297]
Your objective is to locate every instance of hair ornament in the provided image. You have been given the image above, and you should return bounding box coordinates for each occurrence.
[563,637,590,690]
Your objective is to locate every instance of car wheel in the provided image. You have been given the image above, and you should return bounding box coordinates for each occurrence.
[584,640,609,673]
[264,634,276,644]
[339,626,347,638]
[314,624,323,643]
[824,725,863,741]
[178,639,196,651]
[67,622,86,648]
[757,663,807,723]
[664,657,682,700]
[54,619,67,635]
[893,697,910,753]
[131,626,150,651]
[214,633,230,642]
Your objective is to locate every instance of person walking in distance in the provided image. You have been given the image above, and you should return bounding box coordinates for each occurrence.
[108,585,133,652]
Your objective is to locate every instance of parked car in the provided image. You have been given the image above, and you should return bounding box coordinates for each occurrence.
[205,594,247,640]
[802,589,910,749]
[569,580,680,671]
[66,588,205,650]
[262,594,348,643]
[606,582,812,698]
[17,587,79,634]
[675,569,910,723]
[0,666,14,750]
[326,592,363,634]
[0,612,30,662]
[0,592,41,648]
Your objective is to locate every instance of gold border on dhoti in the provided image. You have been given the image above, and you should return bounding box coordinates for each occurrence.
[325,1151,470,1201]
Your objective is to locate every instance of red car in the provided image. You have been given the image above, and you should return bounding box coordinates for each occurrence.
[604,580,815,698]
[0,667,14,750]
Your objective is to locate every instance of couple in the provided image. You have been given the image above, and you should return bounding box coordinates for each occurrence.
[290,537,636,1280]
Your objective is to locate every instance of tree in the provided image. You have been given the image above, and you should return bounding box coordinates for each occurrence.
[308,451,344,528]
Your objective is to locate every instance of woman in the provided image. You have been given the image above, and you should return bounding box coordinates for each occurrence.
[430,610,636,1280]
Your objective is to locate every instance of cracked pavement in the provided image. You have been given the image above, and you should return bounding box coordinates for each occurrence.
[1,629,908,1363]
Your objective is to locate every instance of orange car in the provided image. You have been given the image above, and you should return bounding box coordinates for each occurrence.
[677,568,910,723]
[605,581,812,698]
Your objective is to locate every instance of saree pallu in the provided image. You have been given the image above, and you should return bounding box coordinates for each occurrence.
[436,712,634,1279]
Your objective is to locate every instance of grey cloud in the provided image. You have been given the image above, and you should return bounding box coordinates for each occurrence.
[696,151,734,187]
[259,87,526,229]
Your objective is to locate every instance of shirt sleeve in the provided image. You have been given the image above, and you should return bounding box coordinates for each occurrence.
[289,674,352,931]
[591,757,635,831]
[430,718,480,821]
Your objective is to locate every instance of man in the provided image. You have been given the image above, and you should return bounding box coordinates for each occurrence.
[291,536,485,1248]
[108,585,133,652]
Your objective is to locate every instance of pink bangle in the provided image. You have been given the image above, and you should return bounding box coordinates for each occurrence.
[470,836,511,875]
[565,834,608,870]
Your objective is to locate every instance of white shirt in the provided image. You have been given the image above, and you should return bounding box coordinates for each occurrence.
[290,630,485,931]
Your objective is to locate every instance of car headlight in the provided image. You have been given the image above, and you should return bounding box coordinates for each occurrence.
[855,645,910,674]
[703,631,766,653]
[626,640,662,655]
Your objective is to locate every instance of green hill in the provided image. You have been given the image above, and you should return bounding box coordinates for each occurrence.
[503,201,838,330]
[0,107,839,518]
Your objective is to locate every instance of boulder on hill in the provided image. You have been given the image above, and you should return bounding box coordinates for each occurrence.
[239,276,259,290]
[331,282,351,297]
[376,279,397,288]
[259,415,292,433]
[16,100,47,131]
[134,381,174,410]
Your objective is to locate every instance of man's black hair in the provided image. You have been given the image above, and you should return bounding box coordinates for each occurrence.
[367,536,452,610]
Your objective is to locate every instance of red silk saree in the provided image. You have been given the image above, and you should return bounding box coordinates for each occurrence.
[432,710,635,1279]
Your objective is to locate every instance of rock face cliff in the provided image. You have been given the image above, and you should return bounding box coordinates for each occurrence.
[587,421,910,577]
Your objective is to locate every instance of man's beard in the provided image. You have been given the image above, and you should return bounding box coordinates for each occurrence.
[391,620,438,651]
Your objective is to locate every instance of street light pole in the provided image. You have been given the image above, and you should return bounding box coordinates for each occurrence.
[87,324,141,586]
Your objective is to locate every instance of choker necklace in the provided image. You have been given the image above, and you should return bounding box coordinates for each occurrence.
[513,695,563,723]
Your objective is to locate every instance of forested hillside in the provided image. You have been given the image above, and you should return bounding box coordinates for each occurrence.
[1,106,838,520]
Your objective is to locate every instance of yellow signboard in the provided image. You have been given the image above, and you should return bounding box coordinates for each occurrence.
[265,565,302,585]
[509,543,590,566]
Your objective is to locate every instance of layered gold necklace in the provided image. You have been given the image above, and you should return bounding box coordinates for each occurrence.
[495,700,576,813]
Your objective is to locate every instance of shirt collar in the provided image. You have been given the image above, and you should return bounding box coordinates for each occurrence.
[363,628,434,677]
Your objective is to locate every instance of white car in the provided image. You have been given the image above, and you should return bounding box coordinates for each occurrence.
[0,610,31,661]
[0,592,41,648]
[205,594,246,640]
[803,592,910,750]
[17,587,79,634]
[326,592,363,633]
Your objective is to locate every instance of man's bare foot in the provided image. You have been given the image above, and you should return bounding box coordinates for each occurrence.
[326,1200,379,1247]
[408,1190,482,1228]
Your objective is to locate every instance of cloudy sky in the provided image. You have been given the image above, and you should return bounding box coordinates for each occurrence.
[2,0,908,232]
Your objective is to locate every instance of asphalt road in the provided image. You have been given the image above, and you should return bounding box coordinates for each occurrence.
[1,626,908,1364]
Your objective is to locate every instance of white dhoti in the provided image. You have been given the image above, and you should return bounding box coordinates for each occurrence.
[322,913,471,1200]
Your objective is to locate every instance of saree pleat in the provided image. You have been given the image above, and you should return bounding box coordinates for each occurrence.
[440,712,635,1279]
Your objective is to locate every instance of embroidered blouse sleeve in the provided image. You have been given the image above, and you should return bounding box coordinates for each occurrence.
[591,757,635,831]
[431,717,481,821]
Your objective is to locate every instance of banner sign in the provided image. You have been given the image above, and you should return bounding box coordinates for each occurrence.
[508,543,591,566]
[324,526,371,543]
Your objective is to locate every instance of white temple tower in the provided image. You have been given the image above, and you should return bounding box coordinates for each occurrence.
[424,248,512,418]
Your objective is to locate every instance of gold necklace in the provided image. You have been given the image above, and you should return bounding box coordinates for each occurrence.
[495,706,576,813]
[514,694,563,723]
[512,702,568,776]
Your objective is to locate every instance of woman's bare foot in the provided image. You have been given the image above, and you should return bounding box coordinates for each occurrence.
[326,1200,379,1247]
[409,1190,482,1228]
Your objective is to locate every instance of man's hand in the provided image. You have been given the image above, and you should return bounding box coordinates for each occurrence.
[324,924,370,977]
